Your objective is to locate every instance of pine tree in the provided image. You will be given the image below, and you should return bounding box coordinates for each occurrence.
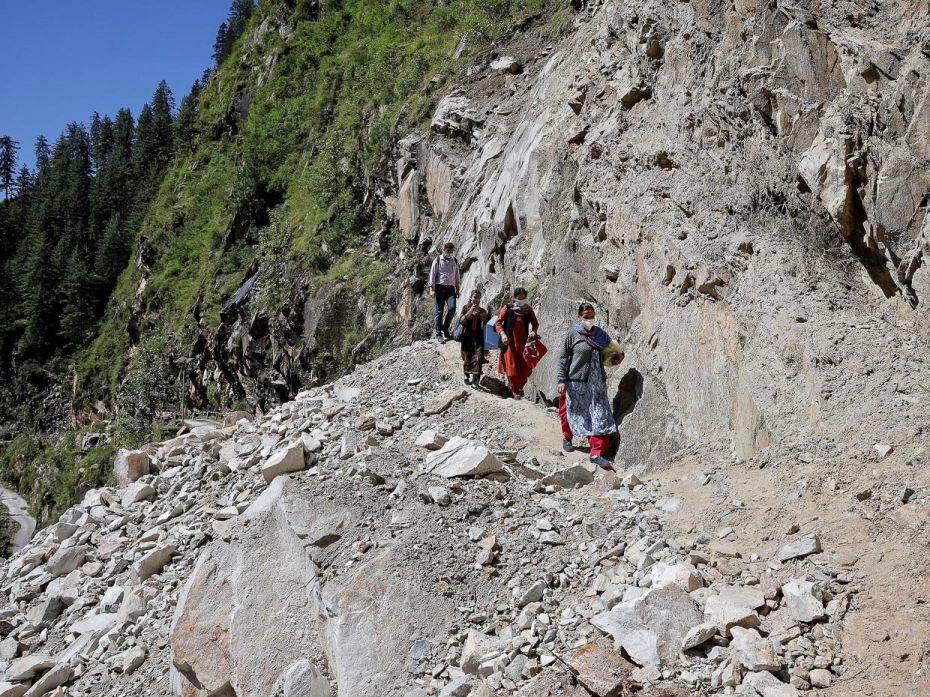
[94,214,129,284]
[34,135,50,175]
[213,0,256,66]
[212,21,230,66]
[14,165,33,199]
[0,136,18,199]
[175,79,203,153]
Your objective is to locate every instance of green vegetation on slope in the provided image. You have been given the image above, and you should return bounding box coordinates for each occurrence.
[81,0,565,415]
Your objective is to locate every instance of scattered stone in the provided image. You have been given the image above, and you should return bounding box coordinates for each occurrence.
[741,670,799,696]
[423,389,468,416]
[873,443,893,458]
[682,622,718,650]
[515,581,546,607]
[490,56,523,74]
[122,646,147,674]
[730,626,779,671]
[121,480,156,507]
[781,579,825,623]
[261,442,306,483]
[561,642,634,697]
[591,585,702,667]
[428,486,452,506]
[114,449,151,487]
[423,437,504,478]
[777,534,822,562]
[415,430,448,450]
[5,655,55,682]
[809,668,832,688]
[132,543,177,582]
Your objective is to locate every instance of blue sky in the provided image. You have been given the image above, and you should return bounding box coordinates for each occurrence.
[1,1,231,170]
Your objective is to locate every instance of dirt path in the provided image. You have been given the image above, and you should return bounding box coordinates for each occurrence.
[438,341,930,695]
[1,485,35,552]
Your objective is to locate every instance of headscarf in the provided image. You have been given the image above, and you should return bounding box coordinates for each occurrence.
[574,324,611,351]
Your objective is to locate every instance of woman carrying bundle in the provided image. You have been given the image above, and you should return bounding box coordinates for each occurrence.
[556,303,621,468]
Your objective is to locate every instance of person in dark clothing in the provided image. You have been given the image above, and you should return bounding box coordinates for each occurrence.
[458,289,489,387]
[428,241,462,343]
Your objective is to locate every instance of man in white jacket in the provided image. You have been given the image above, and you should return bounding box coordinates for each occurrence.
[428,242,461,343]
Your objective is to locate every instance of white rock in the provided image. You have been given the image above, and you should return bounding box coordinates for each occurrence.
[132,543,177,583]
[741,670,799,696]
[781,579,825,623]
[415,430,448,450]
[261,442,306,483]
[809,668,832,688]
[5,654,55,681]
[704,586,764,632]
[0,682,27,697]
[22,663,71,697]
[122,646,147,674]
[682,622,717,650]
[651,562,703,592]
[428,486,452,506]
[776,534,821,562]
[729,627,779,671]
[461,631,504,675]
[121,481,156,507]
[422,437,503,478]
[114,449,151,487]
[46,545,87,579]
[591,585,702,667]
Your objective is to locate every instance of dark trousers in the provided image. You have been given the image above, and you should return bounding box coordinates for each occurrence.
[433,285,456,337]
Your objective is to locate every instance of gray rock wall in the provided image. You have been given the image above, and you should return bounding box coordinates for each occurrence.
[391,0,930,467]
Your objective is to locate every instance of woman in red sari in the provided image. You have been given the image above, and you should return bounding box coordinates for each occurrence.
[495,287,540,399]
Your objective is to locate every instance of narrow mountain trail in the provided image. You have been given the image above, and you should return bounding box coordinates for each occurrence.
[440,341,930,695]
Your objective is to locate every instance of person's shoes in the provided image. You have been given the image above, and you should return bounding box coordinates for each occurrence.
[511,393,522,400]
[437,335,447,344]
[562,439,575,453]
[463,376,472,386]
[590,455,612,469]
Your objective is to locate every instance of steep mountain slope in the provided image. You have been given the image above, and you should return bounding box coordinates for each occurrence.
[394,0,930,466]
[0,342,893,696]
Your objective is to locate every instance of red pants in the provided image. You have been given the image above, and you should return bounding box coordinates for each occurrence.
[559,394,610,457]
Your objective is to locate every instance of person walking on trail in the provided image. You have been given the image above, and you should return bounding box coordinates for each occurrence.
[458,289,489,387]
[557,303,618,468]
[429,242,461,343]
[495,287,540,399]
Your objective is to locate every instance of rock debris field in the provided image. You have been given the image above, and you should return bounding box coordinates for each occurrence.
[0,342,881,697]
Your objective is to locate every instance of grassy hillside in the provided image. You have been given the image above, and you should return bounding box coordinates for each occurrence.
[80,0,565,409]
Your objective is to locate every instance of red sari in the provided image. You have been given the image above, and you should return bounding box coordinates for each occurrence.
[495,305,540,396]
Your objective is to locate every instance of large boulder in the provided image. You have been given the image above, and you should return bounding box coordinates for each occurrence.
[422,437,504,478]
[591,585,702,667]
[113,449,151,487]
[261,441,306,483]
[169,477,455,697]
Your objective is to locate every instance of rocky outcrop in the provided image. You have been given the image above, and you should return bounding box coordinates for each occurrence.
[387,0,930,468]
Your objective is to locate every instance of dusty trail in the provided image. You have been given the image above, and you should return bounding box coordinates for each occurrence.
[441,341,930,695]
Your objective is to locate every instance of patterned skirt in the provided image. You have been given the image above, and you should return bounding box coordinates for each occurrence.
[565,363,617,437]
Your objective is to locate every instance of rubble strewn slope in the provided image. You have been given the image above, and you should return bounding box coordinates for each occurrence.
[0,343,897,696]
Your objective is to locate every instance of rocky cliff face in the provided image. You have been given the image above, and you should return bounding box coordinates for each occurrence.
[388,0,930,468]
